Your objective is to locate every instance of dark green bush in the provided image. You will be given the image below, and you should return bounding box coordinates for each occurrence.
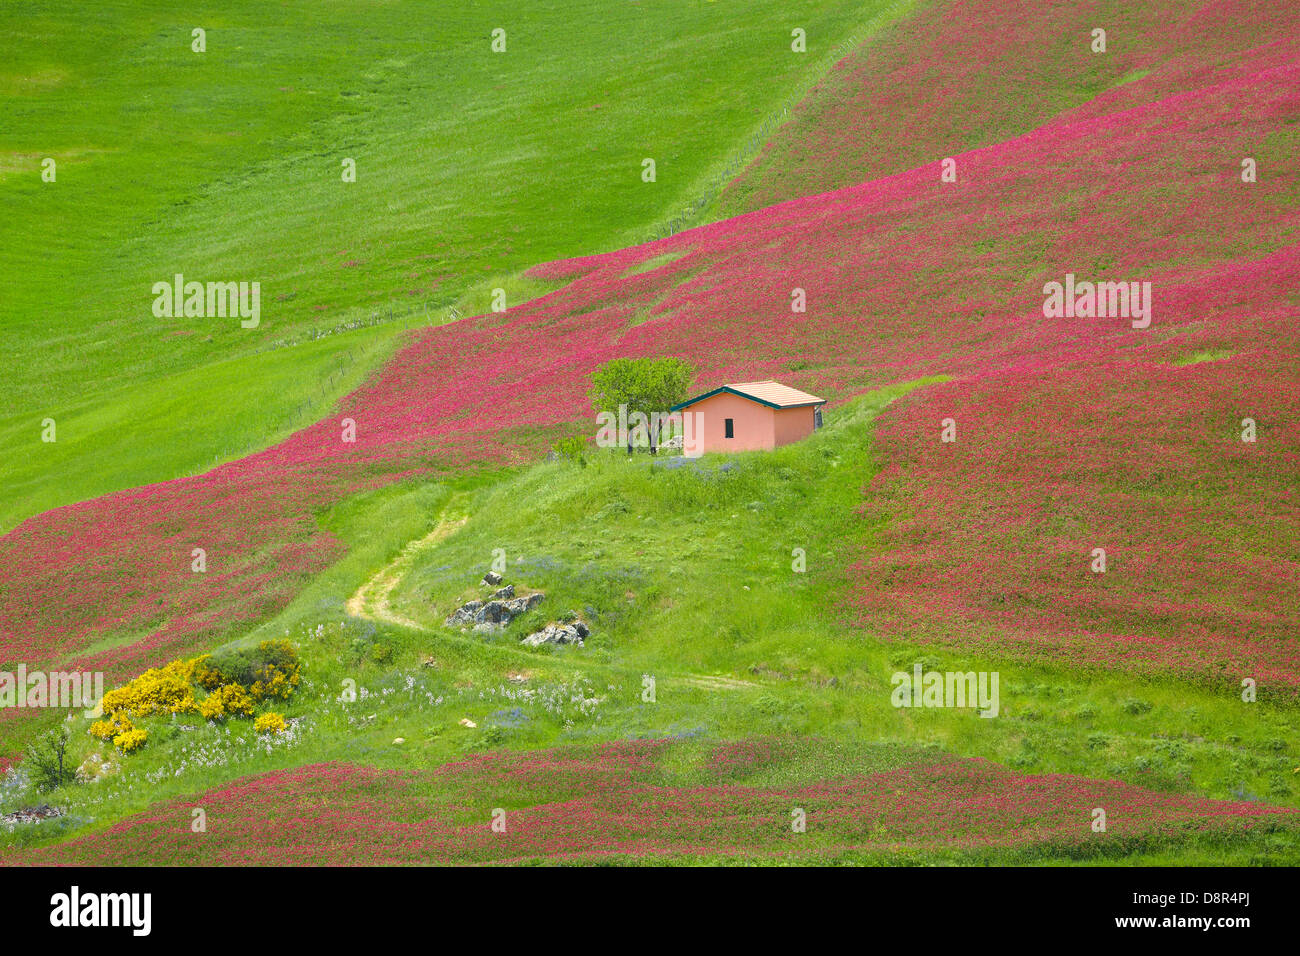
[194,639,300,691]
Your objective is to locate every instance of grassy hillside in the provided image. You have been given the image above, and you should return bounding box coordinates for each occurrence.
[0,0,902,530]
[4,388,1296,862]
[718,0,1299,215]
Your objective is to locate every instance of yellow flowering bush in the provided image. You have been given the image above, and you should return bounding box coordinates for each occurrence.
[216,683,254,718]
[162,656,200,685]
[250,667,299,703]
[89,710,134,741]
[190,654,221,692]
[197,695,224,721]
[253,712,287,735]
[112,728,148,753]
[100,667,196,717]
[193,641,300,698]
[88,641,300,753]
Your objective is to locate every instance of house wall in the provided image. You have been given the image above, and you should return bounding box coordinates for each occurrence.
[772,405,818,447]
[683,392,775,456]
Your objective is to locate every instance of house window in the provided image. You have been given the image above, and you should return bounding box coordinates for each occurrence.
[724,418,734,439]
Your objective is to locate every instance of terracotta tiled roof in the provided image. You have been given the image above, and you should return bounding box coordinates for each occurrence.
[726,381,825,407]
[672,380,826,410]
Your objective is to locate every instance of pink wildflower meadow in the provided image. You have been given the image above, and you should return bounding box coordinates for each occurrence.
[723,0,1300,211]
[8,740,1296,865]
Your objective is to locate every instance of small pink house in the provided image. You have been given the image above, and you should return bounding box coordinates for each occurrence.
[672,380,825,457]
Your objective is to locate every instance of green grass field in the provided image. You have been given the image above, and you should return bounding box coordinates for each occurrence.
[0,0,901,532]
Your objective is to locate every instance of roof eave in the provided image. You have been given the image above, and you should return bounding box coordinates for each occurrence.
[671,385,826,411]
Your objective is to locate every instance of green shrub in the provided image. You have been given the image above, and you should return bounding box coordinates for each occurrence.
[24,728,75,792]
[194,639,300,693]
[552,436,588,465]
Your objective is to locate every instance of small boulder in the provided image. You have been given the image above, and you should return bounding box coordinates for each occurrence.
[482,570,503,586]
[492,584,515,600]
[520,619,589,647]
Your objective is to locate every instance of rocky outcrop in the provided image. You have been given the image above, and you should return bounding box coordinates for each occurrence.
[521,619,589,647]
[1,804,62,824]
[444,591,543,631]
